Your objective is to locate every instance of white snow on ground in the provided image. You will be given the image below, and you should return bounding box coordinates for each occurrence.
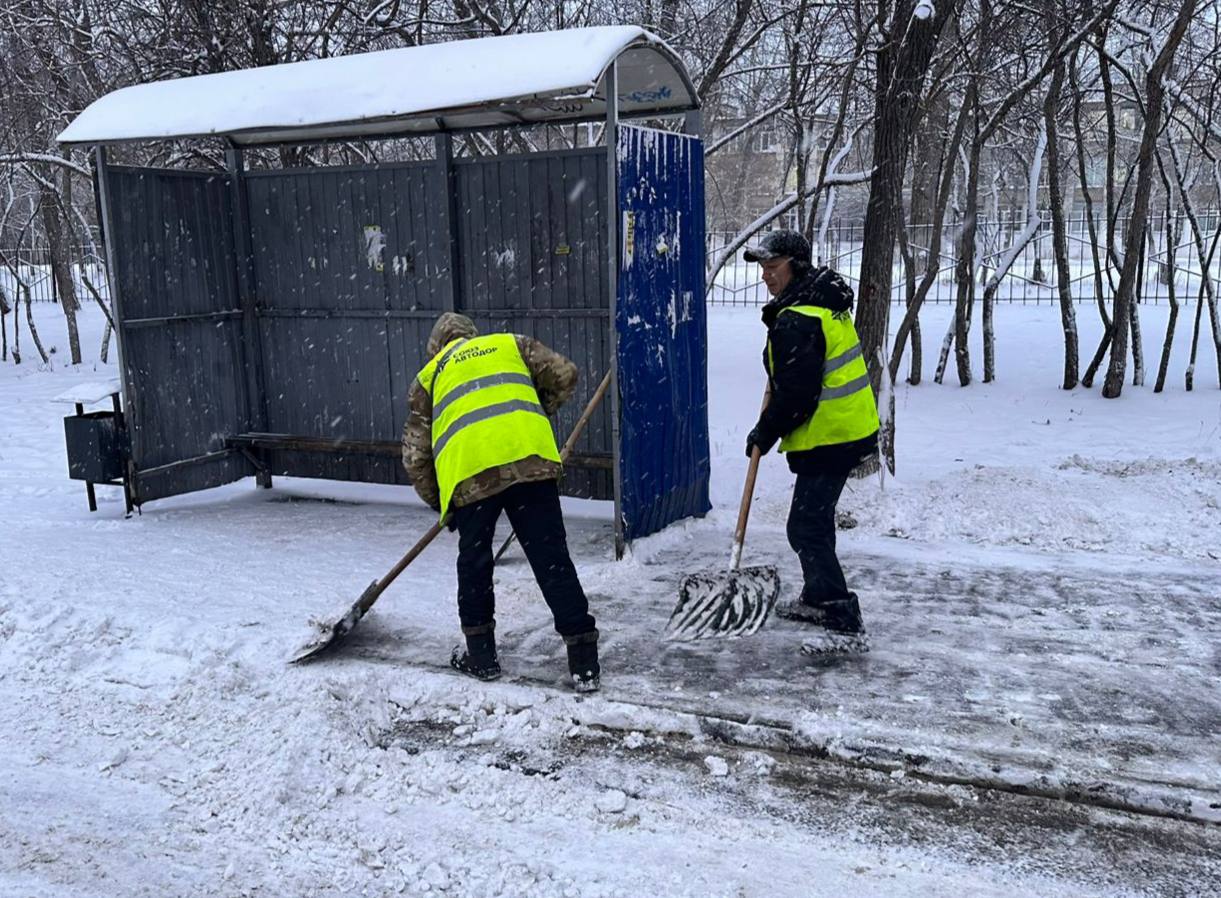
[2,300,1219,897]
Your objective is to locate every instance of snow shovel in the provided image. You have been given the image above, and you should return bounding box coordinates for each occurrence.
[666,397,780,640]
[290,369,613,663]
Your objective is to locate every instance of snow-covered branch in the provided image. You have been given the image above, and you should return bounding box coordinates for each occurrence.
[0,154,92,179]
[985,127,1047,293]
[980,0,1120,142]
[706,163,876,287]
[705,103,787,157]
[823,169,874,186]
[1165,79,1221,145]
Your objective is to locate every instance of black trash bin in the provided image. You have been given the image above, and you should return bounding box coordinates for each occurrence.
[65,410,126,483]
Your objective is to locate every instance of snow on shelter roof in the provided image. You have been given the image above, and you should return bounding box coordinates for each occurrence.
[58,26,697,147]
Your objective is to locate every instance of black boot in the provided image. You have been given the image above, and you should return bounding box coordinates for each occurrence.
[564,630,600,693]
[775,599,831,626]
[800,594,870,656]
[450,626,501,681]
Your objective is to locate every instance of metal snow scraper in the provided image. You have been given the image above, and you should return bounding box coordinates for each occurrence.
[290,369,613,663]
[666,411,779,640]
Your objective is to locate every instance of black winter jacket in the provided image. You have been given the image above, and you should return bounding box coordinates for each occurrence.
[752,268,878,475]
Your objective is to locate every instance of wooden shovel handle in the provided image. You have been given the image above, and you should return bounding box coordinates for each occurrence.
[730,385,772,571]
[494,369,613,563]
[361,519,446,612]
[560,369,613,462]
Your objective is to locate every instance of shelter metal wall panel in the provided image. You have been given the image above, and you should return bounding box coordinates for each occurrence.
[614,126,711,539]
[246,162,450,485]
[107,167,252,502]
[106,150,617,505]
[456,150,612,500]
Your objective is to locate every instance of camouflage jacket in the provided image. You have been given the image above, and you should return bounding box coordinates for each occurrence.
[402,313,578,512]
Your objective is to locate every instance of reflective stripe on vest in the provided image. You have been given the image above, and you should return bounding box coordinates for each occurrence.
[416,333,561,517]
[767,305,880,452]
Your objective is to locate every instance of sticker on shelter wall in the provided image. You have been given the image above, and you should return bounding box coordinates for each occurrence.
[555,244,571,256]
[623,212,636,269]
[363,225,386,272]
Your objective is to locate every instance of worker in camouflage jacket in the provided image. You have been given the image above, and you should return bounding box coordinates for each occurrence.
[743,230,879,656]
[402,312,600,691]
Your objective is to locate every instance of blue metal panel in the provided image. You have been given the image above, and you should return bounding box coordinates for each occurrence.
[615,126,711,540]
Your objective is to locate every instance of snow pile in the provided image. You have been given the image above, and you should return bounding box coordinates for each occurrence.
[837,454,1221,560]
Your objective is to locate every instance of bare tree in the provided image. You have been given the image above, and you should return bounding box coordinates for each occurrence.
[1042,19,1079,390]
[1102,0,1199,398]
[1152,147,1180,393]
[981,126,1047,382]
[856,0,951,389]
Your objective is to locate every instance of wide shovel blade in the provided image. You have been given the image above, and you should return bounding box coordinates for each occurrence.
[666,566,780,641]
[289,579,381,663]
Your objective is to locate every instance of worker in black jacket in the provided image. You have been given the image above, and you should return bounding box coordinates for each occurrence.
[743,230,879,654]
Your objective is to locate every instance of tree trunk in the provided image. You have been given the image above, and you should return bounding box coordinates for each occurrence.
[80,271,115,364]
[982,264,996,381]
[39,170,83,365]
[1154,195,1178,393]
[22,282,50,365]
[1130,227,1146,387]
[1184,220,1221,391]
[934,317,955,383]
[1102,0,1196,399]
[1166,139,1221,390]
[855,1,948,395]
[1044,56,1079,389]
[889,80,975,383]
[895,202,922,384]
[948,140,982,386]
[11,284,19,366]
[909,86,953,272]
[1070,57,1112,389]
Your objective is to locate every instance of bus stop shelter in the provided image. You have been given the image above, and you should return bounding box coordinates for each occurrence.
[58,25,711,555]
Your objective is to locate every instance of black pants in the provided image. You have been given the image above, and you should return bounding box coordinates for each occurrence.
[786,469,852,606]
[452,479,595,638]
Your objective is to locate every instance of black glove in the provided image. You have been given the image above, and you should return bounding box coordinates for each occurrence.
[745,427,769,458]
[445,514,458,533]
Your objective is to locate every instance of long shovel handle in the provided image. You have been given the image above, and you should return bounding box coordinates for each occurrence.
[560,369,614,461]
[494,369,613,562]
[729,385,772,571]
[729,448,762,571]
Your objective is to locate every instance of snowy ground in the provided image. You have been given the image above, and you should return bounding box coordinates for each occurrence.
[2,301,1219,897]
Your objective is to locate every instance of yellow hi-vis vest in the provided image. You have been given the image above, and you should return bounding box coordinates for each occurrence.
[767,305,880,452]
[417,333,561,518]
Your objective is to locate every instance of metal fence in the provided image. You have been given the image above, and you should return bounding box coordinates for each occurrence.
[0,245,107,304]
[709,211,1221,307]
[8,209,1221,312]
